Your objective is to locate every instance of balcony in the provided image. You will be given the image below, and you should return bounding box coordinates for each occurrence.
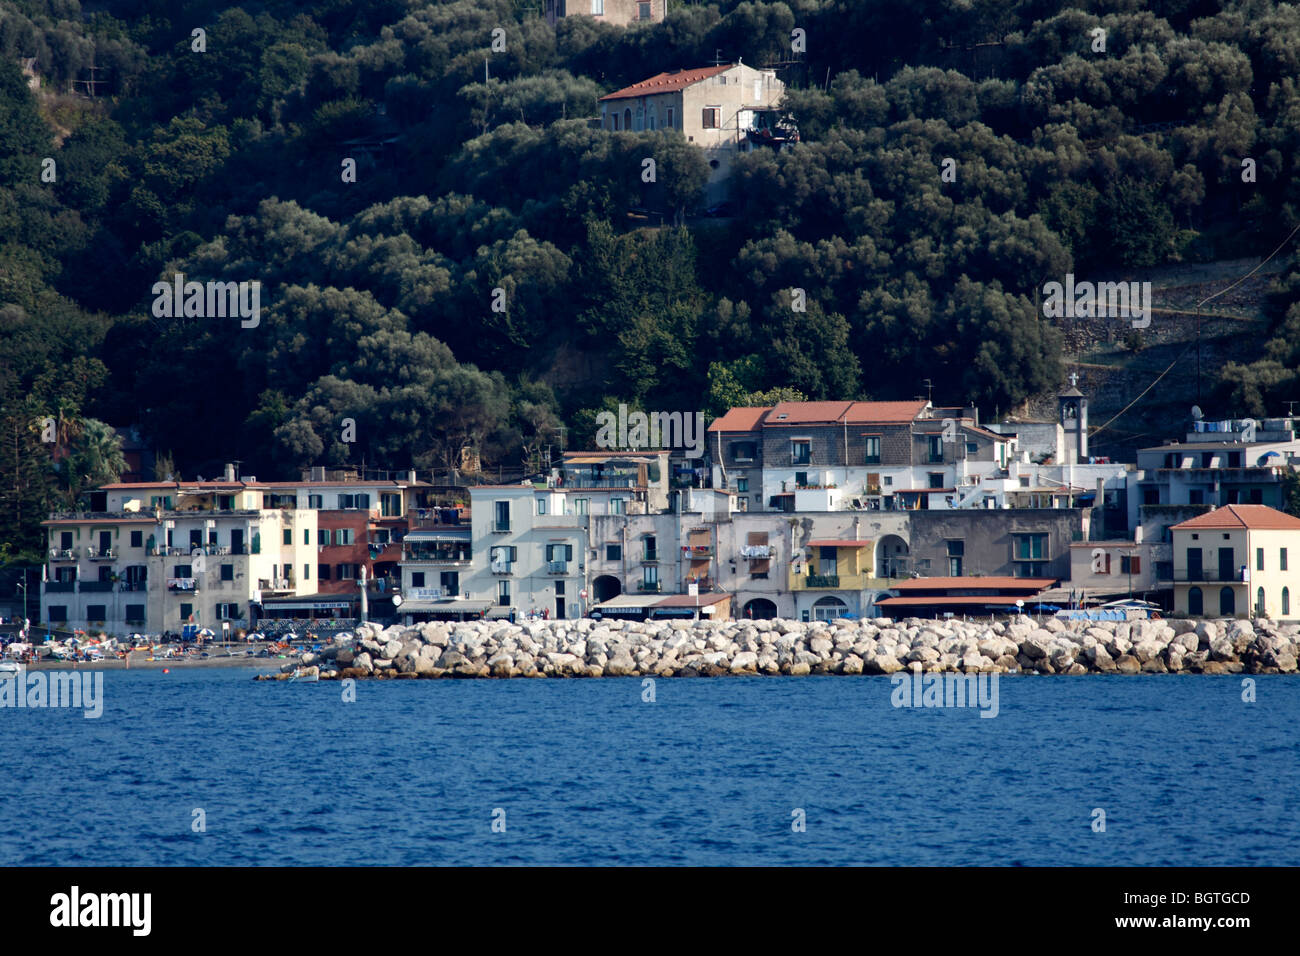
[791,571,872,590]
[1175,570,1246,584]
[558,476,640,489]
[641,551,659,563]
[79,581,114,592]
[50,548,79,561]
[491,565,514,576]
[167,578,198,591]
[119,581,148,592]
[637,581,662,593]
[86,548,116,560]
[492,523,511,533]
[547,561,569,574]
[45,581,75,593]
[684,576,713,589]
[684,545,713,558]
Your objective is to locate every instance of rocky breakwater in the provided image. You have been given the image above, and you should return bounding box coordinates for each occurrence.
[252,615,1300,680]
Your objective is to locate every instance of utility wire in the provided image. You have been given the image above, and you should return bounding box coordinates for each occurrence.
[1089,223,1300,439]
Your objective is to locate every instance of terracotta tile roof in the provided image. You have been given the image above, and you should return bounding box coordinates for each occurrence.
[890,577,1058,591]
[708,407,771,432]
[599,65,731,101]
[845,400,928,424]
[1171,504,1300,531]
[766,401,855,424]
[875,595,1027,606]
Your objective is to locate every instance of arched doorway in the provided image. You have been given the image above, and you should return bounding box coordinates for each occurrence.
[875,534,910,579]
[1220,586,1236,617]
[743,598,777,620]
[593,575,622,603]
[1256,587,1266,616]
[812,595,849,621]
[1188,587,1203,616]
[624,108,631,130]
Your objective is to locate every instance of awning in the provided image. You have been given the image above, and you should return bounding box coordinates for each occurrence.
[594,594,663,615]
[807,539,871,548]
[260,599,355,611]
[875,596,1025,607]
[406,599,492,613]
[404,529,471,541]
[650,607,697,618]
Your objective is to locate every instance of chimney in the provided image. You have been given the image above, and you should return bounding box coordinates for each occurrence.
[407,469,417,484]
[224,463,236,482]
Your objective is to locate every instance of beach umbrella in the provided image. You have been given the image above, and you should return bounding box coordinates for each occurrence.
[198,627,215,637]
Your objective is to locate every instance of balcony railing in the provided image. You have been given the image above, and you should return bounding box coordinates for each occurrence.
[1175,570,1246,583]
[637,581,662,593]
[684,576,713,589]
[79,581,114,592]
[492,523,511,533]
[119,581,147,591]
[684,545,713,558]
[547,561,568,574]
[167,578,198,591]
[806,574,840,588]
[50,548,78,560]
[642,551,658,562]
[86,548,116,560]
[45,581,75,592]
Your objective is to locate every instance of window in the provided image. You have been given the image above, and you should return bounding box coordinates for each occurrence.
[1013,533,1048,576]
[666,107,674,129]
[548,544,575,564]
[308,494,323,509]
[304,529,310,545]
[1285,587,1291,616]
[337,564,358,580]
[731,441,757,462]
[86,604,106,621]
[643,565,659,587]
[48,606,67,622]
[318,564,330,581]
[303,564,310,581]
[489,546,517,572]
[864,436,881,464]
[130,530,142,548]
[1187,587,1203,615]
[318,530,330,546]
[737,477,749,493]
[125,604,145,624]
[411,572,425,588]
[638,1,650,18]
[1120,555,1140,574]
[966,442,977,454]
[795,472,808,488]
[498,580,511,606]
[946,540,964,577]
[702,107,720,129]
[791,440,811,465]
[535,497,547,516]
[338,494,355,509]
[928,473,944,489]
[494,500,510,532]
[282,563,292,580]
[217,603,240,620]
[590,0,603,13]
[283,529,292,545]
[334,529,354,546]
[1257,548,1265,572]
[221,563,233,581]
[381,493,401,517]
[440,571,459,592]
[928,435,944,462]
[644,535,657,561]
[606,544,622,561]
[574,499,589,515]
[172,564,192,578]
[179,603,193,620]
[610,498,626,515]
[1283,548,1289,571]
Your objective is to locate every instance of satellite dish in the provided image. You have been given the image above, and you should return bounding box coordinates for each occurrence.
[1191,405,1203,420]
[392,594,403,607]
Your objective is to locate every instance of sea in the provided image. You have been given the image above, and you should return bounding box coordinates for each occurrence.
[1,668,1296,866]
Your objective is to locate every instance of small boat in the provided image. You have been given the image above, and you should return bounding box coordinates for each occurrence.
[0,661,23,676]
[288,666,319,683]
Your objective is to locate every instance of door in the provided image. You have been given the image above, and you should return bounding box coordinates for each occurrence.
[1218,547,1234,583]
[819,547,838,577]
[1187,547,1202,581]
[230,529,244,555]
[99,531,112,552]
[1220,587,1236,616]
[555,597,565,619]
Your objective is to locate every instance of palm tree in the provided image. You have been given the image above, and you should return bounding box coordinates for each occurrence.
[53,418,126,509]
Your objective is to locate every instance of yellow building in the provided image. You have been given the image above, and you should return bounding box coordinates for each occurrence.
[1171,504,1300,619]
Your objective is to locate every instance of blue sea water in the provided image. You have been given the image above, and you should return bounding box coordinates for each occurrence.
[1,668,1296,866]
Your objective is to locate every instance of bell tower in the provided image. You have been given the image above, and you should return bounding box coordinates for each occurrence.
[1059,374,1088,463]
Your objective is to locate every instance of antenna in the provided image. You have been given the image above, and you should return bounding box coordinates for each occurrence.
[1288,401,1297,418]
[921,379,934,406]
